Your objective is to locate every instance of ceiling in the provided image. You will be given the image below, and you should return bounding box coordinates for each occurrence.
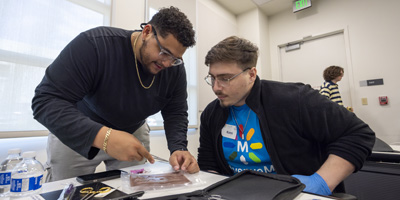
[214,0,293,16]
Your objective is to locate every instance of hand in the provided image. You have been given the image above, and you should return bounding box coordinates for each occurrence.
[106,129,155,163]
[292,172,332,196]
[169,150,199,174]
[346,107,354,112]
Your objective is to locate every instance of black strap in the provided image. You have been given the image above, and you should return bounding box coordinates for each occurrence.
[145,170,305,200]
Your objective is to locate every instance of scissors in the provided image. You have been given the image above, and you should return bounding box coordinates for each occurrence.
[80,186,112,200]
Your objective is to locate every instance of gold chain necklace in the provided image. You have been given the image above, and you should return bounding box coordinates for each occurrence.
[134,33,155,89]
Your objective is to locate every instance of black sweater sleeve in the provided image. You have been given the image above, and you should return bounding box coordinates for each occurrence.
[298,84,375,172]
[32,32,103,159]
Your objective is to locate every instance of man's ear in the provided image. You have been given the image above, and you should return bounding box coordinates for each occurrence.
[141,24,153,39]
[249,67,257,82]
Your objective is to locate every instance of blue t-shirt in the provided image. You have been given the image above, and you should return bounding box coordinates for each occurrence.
[222,104,275,174]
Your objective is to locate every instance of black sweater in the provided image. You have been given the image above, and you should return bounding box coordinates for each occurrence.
[199,77,375,177]
[32,26,189,159]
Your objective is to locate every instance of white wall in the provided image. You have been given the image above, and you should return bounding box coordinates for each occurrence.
[237,8,271,80]
[197,0,238,112]
[237,9,261,75]
[257,9,271,80]
[268,0,400,144]
[111,0,145,30]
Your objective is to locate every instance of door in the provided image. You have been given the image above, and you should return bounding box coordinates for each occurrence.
[279,32,352,107]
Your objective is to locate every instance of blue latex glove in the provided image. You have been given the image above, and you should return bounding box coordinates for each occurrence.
[292,172,332,196]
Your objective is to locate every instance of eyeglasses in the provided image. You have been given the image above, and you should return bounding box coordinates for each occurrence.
[204,68,251,87]
[152,28,183,66]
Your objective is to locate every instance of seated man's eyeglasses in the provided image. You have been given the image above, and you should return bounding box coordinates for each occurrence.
[152,27,183,66]
[204,68,251,87]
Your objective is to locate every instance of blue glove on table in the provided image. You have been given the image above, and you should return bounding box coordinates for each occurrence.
[292,172,332,196]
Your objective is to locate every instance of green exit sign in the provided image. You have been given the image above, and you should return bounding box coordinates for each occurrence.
[293,0,312,13]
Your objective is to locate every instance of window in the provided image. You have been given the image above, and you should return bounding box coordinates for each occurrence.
[146,4,198,129]
[0,0,111,134]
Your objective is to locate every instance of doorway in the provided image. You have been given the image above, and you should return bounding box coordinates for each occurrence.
[279,30,352,107]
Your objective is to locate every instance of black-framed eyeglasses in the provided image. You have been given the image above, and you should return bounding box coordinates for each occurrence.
[152,27,183,67]
[204,68,251,87]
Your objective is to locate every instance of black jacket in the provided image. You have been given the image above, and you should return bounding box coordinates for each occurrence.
[199,76,375,178]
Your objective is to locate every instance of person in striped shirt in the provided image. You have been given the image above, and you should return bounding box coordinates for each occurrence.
[319,66,344,106]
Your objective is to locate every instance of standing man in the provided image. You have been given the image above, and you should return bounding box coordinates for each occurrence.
[198,36,375,196]
[32,6,199,182]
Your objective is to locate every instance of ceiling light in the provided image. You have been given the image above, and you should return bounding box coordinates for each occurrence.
[251,0,273,6]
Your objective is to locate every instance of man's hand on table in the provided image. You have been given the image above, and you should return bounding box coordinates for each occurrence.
[169,150,199,173]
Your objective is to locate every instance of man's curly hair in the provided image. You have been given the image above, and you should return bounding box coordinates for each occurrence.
[148,6,195,47]
[323,65,344,81]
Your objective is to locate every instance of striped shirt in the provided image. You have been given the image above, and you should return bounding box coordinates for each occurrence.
[319,81,343,106]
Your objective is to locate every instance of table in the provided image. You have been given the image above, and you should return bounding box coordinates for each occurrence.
[39,161,333,200]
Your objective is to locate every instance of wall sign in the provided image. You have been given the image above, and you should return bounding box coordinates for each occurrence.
[293,0,312,13]
[359,78,384,87]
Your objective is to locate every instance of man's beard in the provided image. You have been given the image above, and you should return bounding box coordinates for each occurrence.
[219,100,228,108]
[139,40,153,75]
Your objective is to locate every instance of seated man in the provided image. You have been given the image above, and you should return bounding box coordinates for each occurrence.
[198,36,375,196]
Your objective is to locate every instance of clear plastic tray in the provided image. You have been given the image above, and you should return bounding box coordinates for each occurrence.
[121,168,206,192]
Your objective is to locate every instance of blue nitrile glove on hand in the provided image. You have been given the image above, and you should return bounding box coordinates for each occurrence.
[292,172,332,196]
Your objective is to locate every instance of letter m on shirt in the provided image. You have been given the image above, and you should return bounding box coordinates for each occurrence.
[237,141,248,152]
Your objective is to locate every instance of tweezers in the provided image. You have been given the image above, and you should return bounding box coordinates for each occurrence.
[151,154,169,162]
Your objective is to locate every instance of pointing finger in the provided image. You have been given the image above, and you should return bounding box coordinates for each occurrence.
[138,146,154,164]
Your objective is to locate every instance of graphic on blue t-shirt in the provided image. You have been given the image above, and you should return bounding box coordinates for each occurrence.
[222,104,275,174]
